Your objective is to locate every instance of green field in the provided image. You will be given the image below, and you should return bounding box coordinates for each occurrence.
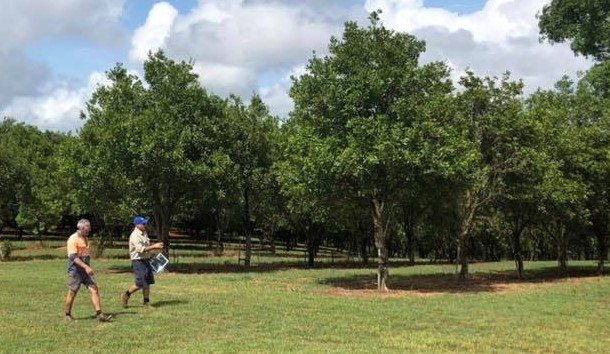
[1,240,610,353]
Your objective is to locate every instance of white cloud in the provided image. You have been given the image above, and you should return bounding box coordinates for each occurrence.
[0,0,598,131]
[259,65,306,120]
[365,0,593,93]
[0,50,50,106]
[129,2,178,62]
[0,0,125,53]
[364,0,542,45]
[192,62,257,97]
[0,0,126,130]
[1,72,111,132]
[132,0,354,107]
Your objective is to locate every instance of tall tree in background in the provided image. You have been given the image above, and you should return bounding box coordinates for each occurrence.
[524,78,588,273]
[224,95,277,266]
[288,11,466,290]
[276,121,333,267]
[453,72,536,279]
[573,62,610,272]
[78,50,225,249]
[0,119,29,232]
[0,119,68,235]
[538,2,610,272]
[538,0,610,61]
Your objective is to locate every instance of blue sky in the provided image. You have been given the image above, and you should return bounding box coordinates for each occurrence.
[424,0,487,13]
[0,0,592,132]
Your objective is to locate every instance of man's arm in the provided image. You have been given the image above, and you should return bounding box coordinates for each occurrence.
[68,253,94,276]
[145,242,164,251]
[129,233,164,257]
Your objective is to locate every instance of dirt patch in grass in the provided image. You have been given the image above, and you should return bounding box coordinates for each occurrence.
[321,270,606,298]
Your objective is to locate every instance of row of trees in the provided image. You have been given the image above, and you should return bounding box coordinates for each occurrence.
[2,3,610,289]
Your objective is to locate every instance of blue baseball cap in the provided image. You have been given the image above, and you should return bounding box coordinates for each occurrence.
[133,216,149,225]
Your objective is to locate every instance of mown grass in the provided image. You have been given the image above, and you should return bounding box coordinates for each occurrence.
[1,240,610,353]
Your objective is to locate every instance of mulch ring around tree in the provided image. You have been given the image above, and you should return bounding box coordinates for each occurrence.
[320,268,606,298]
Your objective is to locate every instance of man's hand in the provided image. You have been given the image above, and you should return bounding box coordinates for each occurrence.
[152,242,164,250]
[84,265,95,276]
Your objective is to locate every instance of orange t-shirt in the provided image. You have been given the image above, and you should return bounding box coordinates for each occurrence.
[67,232,90,271]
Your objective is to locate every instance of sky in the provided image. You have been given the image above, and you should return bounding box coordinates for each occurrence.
[0,0,594,133]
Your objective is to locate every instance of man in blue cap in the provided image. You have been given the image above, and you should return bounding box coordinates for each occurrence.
[121,216,164,308]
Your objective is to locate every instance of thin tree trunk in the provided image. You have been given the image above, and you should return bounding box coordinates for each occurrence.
[372,198,390,291]
[593,219,607,274]
[557,225,567,272]
[458,231,469,279]
[153,205,171,253]
[458,191,477,280]
[513,231,524,279]
[357,220,369,264]
[243,179,252,267]
[400,205,417,265]
[597,231,606,274]
[511,220,527,279]
[269,223,276,255]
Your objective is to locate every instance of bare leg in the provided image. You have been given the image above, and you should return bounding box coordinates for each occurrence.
[128,284,141,294]
[87,285,102,312]
[65,289,77,315]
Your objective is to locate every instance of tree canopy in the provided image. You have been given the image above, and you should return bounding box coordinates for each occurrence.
[538,0,610,61]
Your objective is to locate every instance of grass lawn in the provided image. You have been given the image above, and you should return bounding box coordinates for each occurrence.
[1,241,610,353]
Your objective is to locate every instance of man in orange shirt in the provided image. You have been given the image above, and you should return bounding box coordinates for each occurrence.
[64,219,112,322]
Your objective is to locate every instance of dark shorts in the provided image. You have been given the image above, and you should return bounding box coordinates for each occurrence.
[133,259,155,288]
[67,270,96,292]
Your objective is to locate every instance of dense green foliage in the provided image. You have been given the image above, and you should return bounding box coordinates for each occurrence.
[286,12,468,288]
[0,119,68,234]
[538,0,610,61]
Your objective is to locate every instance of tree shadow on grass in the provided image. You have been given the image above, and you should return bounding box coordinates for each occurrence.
[154,299,189,308]
[69,311,136,321]
[8,254,63,262]
[108,262,315,274]
[108,259,423,274]
[321,265,604,295]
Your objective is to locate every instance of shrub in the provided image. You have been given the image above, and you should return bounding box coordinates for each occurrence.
[0,240,12,261]
[90,234,108,259]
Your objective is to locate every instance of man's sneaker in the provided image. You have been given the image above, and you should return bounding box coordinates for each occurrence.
[97,313,113,322]
[65,314,74,323]
[121,292,129,308]
[143,302,153,309]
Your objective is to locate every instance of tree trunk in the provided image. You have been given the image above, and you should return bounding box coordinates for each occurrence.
[457,190,479,280]
[269,224,276,255]
[356,220,369,264]
[557,225,567,272]
[401,207,416,265]
[594,221,607,274]
[597,231,606,274]
[511,220,527,279]
[372,198,390,291]
[307,238,316,267]
[216,228,224,256]
[152,205,171,253]
[215,211,227,256]
[457,231,469,279]
[243,179,252,267]
[305,219,318,267]
[513,231,524,279]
